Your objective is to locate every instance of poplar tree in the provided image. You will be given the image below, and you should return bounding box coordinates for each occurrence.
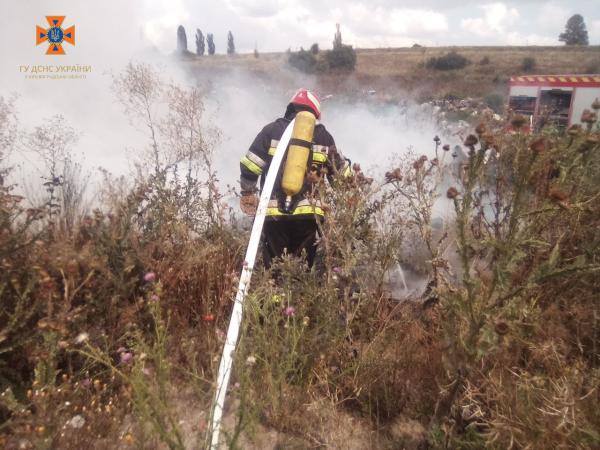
[177,25,187,53]
[207,33,215,55]
[227,31,235,55]
[195,29,205,56]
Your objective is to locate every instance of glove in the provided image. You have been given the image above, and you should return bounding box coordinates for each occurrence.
[240,191,259,216]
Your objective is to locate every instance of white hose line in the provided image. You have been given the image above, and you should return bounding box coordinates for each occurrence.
[209,119,295,450]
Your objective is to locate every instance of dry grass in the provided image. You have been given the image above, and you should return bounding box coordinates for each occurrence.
[2,64,600,449]
[181,46,600,100]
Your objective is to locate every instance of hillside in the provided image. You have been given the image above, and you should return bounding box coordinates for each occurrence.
[182,45,600,101]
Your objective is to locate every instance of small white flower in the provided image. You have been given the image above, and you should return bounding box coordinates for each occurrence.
[74,332,89,344]
[246,355,256,366]
[67,415,85,429]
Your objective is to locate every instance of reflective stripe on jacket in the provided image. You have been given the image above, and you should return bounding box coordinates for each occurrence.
[240,114,351,218]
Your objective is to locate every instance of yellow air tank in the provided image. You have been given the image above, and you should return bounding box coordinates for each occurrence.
[281,111,316,212]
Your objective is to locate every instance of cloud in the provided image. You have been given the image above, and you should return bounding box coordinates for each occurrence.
[505,31,556,46]
[461,3,519,37]
[536,4,570,33]
[225,0,283,18]
[347,6,448,35]
[588,19,600,44]
[140,0,190,49]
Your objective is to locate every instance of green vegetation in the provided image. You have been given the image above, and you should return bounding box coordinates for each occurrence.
[195,29,205,56]
[484,93,504,112]
[426,51,469,71]
[325,44,357,71]
[207,33,215,55]
[287,48,318,73]
[227,31,235,56]
[288,45,357,73]
[1,63,600,449]
[559,14,589,46]
[177,25,187,54]
[521,56,537,72]
[287,23,356,73]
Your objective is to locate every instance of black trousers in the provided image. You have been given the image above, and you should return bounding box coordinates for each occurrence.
[262,218,319,269]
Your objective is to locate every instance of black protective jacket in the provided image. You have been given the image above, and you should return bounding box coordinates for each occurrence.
[240,111,350,218]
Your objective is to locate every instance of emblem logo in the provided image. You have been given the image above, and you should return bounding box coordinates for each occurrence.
[36,16,75,55]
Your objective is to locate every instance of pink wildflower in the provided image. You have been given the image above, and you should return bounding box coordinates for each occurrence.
[216,328,226,341]
[283,306,296,317]
[144,272,156,282]
[120,351,133,365]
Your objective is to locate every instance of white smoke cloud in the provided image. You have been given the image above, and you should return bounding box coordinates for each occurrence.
[0,0,456,208]
[197,68,452,195]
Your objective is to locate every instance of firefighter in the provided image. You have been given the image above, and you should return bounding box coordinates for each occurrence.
[239,88,351,268]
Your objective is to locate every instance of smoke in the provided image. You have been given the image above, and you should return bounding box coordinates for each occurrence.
[0,2,467,303]
[1,1,455,191]
[202,71,452,192]
[0,1,188,181]
[1,2,460,266]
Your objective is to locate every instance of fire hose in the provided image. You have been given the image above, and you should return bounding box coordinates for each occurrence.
[208,119,296,449]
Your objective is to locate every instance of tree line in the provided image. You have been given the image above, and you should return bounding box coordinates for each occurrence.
[175,13,591,61]
[177,26,236,56]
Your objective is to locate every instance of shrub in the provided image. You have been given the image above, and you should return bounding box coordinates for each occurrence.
[2,63,600,450]
[310,43,319,54]
[426,51,469,71]
[324,45,357,71]
[484,93,504,112]
[315,57,330,73]
[479,55,490,65]
[289,44,357,73]
[0,64,240,449]
[521,56,536,72]
[287,48,318,73]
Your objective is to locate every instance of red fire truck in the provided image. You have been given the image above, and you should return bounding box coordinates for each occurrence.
[508,74,600,129]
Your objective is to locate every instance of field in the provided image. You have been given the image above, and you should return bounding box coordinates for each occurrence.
[182,46,600,100]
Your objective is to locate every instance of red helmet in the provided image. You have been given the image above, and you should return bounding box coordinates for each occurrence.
[289,88,321,119]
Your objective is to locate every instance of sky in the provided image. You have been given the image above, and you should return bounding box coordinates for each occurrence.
[1,1,598,59]
[0,0,598,193]
[210,0,600,50]
[115,0,598,51]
